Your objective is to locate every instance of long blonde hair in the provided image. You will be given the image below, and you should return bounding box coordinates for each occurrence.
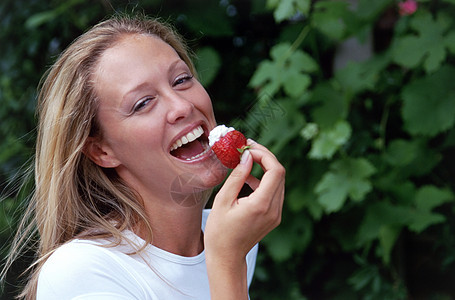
[1,14,196,299]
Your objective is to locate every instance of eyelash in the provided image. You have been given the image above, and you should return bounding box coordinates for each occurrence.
[133,97,154,112]
[132,74,194,113]
[173,74,194,87]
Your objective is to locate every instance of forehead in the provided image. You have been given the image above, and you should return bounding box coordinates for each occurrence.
[92,34,181,98]
[95,34,179,74]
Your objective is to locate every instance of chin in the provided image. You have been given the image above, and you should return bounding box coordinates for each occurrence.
[169,166,227,208]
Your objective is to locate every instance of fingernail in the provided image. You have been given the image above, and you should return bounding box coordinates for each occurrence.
[247,138,257,145]
[240,149,251,165]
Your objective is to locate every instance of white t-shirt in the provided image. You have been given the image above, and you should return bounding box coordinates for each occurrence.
[37,210,258,299]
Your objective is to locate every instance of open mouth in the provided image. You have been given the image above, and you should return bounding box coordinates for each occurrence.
[170,125,211,161]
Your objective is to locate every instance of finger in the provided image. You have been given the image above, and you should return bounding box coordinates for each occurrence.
[248,143,279,171]
[245,174,260,191]
[215,150,253,205]
[247,147,285,202]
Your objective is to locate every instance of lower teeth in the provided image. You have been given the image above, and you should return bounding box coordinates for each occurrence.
[185,143,211,161]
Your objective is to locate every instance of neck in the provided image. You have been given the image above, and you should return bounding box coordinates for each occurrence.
[135,194,209,257]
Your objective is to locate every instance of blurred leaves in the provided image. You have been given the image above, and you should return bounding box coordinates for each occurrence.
[25,0,86,29]
[195,47,221,87]
[2,0,455,299]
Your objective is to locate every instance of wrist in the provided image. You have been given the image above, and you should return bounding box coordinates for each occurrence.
[206,253,248,300]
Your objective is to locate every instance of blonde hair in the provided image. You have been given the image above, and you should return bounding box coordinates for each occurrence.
[1,14,196,299]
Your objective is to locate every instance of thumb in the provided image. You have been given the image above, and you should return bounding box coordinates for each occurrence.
[216,150,253,203]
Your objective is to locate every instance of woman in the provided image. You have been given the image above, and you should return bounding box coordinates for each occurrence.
[3,15,285,299]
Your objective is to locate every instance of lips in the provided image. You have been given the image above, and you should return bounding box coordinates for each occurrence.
[170,125,211,161]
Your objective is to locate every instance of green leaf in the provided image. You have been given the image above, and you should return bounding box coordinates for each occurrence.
[195,47,221,87]
[312,1,358,40]
[263,227,295,261]
[358,190,452,252]
[25,0,85,29]
[262,217,313,262]
[25,10,58,29]
[392,10,454,73]
[407,210,446,233]
[445,31,455,54]
[268,0,310,22]
[314,172,349,212]
[290,51,319,73]
[315,157,376,213]
[311,82,347,128]
[378,225,401,265]
[287,185,307,212]
[357,202,411,246]
[401,65,455,136]
[348,263,379,291]
[274,0,295,22]
[300,123,318,140]
[309,120,351,159]
[249,61,281,96]
[414,185,454,212]
[356,0,393,20]
[335,53,389,95]
[283,73,311,98]
[256,98,305,153]
[383,139,419,166]
[249,43,318,98]
[184,6,234,37]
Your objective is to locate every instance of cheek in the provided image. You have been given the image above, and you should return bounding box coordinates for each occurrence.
[102,117,164,157]
[193,85,216,123]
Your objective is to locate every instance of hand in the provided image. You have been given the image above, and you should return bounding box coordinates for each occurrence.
[204,140,285,299]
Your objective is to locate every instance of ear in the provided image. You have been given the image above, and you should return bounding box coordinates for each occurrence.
[83,136,121,168]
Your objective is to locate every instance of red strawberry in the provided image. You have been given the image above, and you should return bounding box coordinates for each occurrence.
[209,125,249,169]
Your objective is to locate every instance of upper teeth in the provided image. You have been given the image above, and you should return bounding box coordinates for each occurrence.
[170,126,204,151]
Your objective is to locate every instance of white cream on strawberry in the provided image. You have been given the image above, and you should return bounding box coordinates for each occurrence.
[208,125,235,147]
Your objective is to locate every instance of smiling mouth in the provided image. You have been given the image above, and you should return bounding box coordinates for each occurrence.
[170,125,211,161]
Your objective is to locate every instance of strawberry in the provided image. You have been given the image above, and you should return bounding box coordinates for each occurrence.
[209,125,249,169]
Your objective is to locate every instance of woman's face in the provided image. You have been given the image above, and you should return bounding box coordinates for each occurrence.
[90,34,226,204]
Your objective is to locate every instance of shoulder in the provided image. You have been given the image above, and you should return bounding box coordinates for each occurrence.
[37,240,147,299]
[40,240,125,277]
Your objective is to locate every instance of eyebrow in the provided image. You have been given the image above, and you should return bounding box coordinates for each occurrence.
[121,59,186,105]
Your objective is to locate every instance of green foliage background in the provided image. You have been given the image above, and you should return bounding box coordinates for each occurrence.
[1,0,455,299]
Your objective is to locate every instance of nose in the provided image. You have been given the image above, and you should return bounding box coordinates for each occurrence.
[166,91,194,124]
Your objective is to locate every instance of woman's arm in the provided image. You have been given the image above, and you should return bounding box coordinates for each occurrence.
[204,140,285,300]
